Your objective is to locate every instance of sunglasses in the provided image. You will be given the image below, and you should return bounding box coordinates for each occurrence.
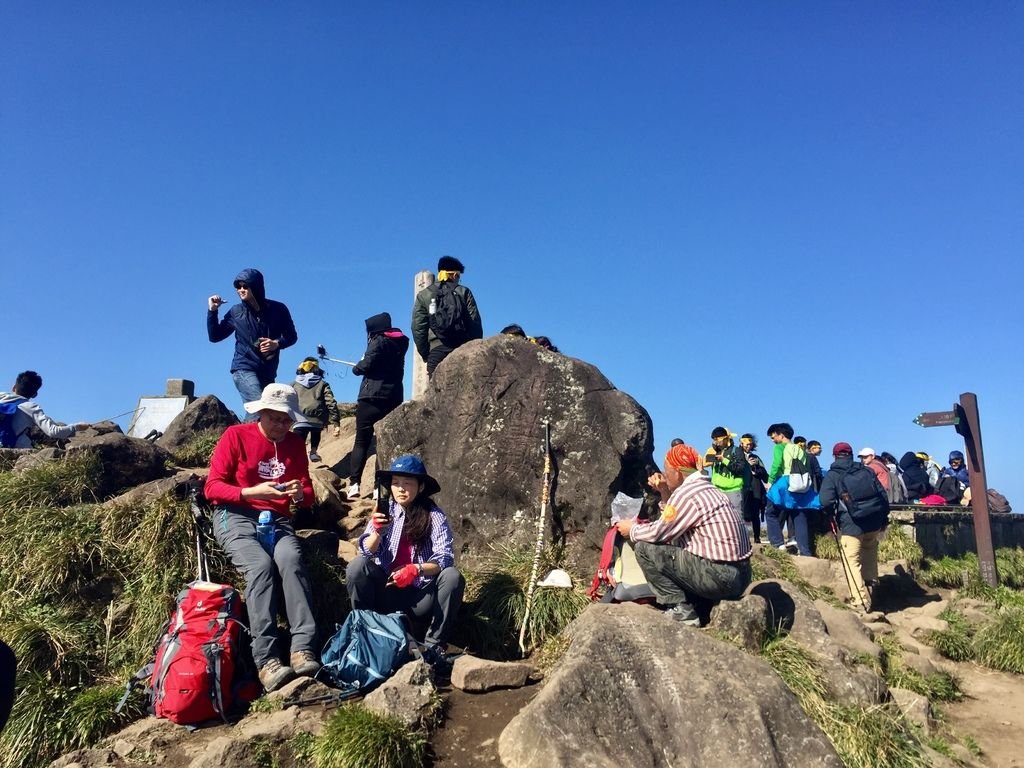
[234,282,249,289]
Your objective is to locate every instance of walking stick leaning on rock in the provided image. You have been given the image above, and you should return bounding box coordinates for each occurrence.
[519,420,552,656]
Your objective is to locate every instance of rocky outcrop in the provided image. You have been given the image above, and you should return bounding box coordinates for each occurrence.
[157,395,239,454]
[377,335,655,570]
[65,432,173,497]
[451,656,534,692]
[497,602,843,768]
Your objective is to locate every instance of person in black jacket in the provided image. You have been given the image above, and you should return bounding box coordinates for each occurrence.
[208,268,298,419]
[739,433,769,543]
[347,313,410,499]
[898,451,932,501]
[819,442,889,611]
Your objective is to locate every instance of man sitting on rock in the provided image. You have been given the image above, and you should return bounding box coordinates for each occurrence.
[617,444,753,626]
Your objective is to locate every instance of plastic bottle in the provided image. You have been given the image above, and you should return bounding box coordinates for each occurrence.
[256,510,276,555]
[428,297,437,316]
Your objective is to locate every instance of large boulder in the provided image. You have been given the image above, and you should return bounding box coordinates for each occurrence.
[65,432,173,497]
[377,336,655,570]
[498,602,843,768]
[157,395,239,454]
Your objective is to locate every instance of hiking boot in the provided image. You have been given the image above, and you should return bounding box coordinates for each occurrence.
[665,604,700,626]
[259,659,295,692]
[346,483,360,500]
[423,645,455,680]
[309,452,321,463]
[290,649,321,678]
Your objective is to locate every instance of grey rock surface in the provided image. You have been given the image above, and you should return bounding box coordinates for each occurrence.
[377,335,655,571]
[451,655,534,692]
[498,602,843,768]
[156,395,239,456]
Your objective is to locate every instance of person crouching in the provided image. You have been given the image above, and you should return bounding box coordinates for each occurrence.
[346,455,465,667]
[617,443,753,626]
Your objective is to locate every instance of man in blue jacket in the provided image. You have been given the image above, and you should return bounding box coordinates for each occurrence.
[208,268,298,418]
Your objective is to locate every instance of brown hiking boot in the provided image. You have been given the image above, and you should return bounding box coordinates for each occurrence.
[259,659,295,692]
[290,649,321,678]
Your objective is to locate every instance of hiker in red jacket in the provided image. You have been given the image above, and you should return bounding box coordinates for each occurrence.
[205,384,318,692]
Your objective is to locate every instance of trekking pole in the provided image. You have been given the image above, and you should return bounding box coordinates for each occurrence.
[189,488,211,582]
[519,420,552,656]
[828,510,868,611]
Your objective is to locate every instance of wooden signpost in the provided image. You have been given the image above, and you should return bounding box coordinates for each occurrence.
[914,393,998,587]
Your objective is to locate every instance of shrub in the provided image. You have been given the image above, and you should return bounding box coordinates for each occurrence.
[171,429,222,467]
[972,606,1024,674]
[459,544,589,659]
[311,705,427,768]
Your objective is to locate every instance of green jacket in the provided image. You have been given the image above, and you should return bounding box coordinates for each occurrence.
[709,444,750,493]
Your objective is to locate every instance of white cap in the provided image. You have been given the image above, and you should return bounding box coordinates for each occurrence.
[857,446,875,458]
[537,569,573,589]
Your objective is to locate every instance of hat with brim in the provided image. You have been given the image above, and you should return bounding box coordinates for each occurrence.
[376,454,441,496]
[243,383,304,421]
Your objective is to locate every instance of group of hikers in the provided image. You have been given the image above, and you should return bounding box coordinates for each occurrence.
[0,256,986,703]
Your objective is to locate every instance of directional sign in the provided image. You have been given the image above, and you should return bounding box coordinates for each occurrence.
[913,410,960,428]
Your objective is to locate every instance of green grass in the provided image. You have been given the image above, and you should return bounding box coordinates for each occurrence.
[310,706,427,768]
[756,546,842,606]
[917,547,1024,592]
[973,606,1024,674]
[760,634,927,768]
[0,452,101,511]
[927,609,976,663]
[876,635,962,702]
[458,544,589,658]
[170,429,223,467]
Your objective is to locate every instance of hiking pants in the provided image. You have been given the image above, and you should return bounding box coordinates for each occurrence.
[840,530,882,609]
[231,370,274,423]
[346,555,465,649]
[742,490,764,543]
[213,506,317,668]
[425,345,454,378]
[293,426,322,454]
[349,397,401,483]
[633,542,752,615]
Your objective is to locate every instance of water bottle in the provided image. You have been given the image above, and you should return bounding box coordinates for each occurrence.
[256,510,276,555]
[428,297,437,316]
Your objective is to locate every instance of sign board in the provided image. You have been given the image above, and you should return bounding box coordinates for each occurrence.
[913,410,960,428]
[128,397,189,438]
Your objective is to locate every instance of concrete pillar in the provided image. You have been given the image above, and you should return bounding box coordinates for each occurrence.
[411,270,435,400]
[165,379,195,400]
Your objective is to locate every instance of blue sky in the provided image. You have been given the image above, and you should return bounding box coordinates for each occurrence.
[3,3,1022,503]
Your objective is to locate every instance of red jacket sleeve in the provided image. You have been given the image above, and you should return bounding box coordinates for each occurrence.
[204,428,244,506]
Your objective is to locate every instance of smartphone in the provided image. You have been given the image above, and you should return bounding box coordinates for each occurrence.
[273,483,288,491]
[375,481,391,523]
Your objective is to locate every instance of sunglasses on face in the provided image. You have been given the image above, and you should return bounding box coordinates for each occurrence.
[234,282,249,289]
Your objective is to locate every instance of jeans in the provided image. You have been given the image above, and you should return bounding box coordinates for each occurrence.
[231,370,274,422]
[633,542,751,615]
[346,555,465,649]
[765,500,786,548]
[213,506,317,667]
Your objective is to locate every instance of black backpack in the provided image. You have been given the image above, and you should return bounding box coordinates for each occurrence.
[427,281,470,347]
[935,475,963,505]
[839,465,888,520]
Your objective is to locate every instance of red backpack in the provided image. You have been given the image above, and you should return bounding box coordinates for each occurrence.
[149,581,257,725]
[588,526,656,603]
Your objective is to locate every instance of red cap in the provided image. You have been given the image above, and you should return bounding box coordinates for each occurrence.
[832,441,853,456]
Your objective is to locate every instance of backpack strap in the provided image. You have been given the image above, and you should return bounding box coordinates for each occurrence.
[588,526,621,600]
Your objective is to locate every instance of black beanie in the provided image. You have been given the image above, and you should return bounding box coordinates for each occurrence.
[438,255,465,273]
[365,312,392,335]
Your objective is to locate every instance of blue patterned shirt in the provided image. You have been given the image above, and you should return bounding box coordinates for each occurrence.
[357,500,455,588]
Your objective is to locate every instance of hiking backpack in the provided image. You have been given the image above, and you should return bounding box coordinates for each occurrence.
[934,475,964,505]
[886,465,908,504]
[317,610,416,694]
[149,581,257,724]
[838,465,888,520]
[0,400,24,448]
[427,281,470,347]
[987,489,1012,514]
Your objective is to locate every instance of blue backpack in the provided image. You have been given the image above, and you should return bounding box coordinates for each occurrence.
[0,400,25,449]
[316,610,416,693]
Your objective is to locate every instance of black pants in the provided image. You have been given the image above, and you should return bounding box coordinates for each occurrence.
[349,397,401,483]
[426,345,454,377]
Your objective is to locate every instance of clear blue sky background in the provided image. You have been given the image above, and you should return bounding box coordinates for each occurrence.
[3,3,1022,503]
